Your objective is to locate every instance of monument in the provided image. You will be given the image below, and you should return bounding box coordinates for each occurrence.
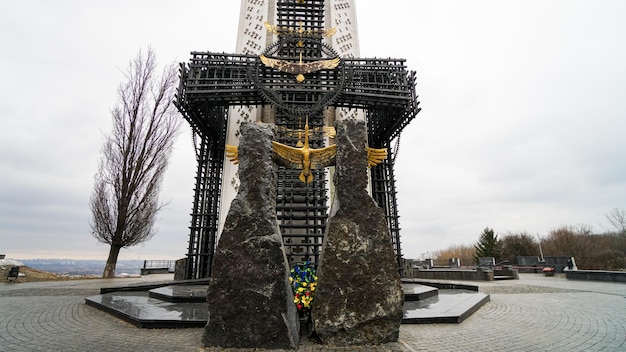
[175,0,420,348]
[205,118,403,348]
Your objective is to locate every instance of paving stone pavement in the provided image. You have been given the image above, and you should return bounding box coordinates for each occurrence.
[1,274,625,351]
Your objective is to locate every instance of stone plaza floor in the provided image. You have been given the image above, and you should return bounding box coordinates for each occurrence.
[1,273,625,351]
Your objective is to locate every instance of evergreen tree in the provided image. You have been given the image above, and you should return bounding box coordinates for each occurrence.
[473,227,502,264]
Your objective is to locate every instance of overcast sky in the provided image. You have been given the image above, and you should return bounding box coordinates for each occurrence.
[1,1,625,261]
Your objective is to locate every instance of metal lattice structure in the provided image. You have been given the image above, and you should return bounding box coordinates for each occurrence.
[175,0,420,279]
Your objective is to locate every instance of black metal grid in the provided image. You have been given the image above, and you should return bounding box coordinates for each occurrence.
[172,103,229,279]
[368,140,403,273]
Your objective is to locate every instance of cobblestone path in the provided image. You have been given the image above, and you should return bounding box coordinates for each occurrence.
[1,275,625,351]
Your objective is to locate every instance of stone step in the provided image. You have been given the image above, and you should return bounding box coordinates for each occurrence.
[402,290,490,324]
[85,291,207,328]
[402,283,438,301]
[149,285,208,303]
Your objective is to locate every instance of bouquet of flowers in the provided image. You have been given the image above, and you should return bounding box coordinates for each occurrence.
[289,262,317,311]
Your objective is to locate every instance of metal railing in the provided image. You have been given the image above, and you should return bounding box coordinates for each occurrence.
[142,260,175,272]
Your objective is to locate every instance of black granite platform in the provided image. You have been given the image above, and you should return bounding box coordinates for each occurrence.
[99,278,210,294]
[148,285,208,303]
[402,283,439,301]
[402,289,490,324]
[565,270,626,282]
[86,281,490,328]
[85,291,207,328]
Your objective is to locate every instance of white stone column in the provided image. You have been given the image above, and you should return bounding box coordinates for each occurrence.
[326,0,365,122]
[219,1,277,235]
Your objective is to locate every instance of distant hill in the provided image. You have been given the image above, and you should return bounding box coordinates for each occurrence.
[18,259,145,276]
[1,264,65,283]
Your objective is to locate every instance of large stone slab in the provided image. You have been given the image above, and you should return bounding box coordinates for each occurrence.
[203,122,299,349]
[313,119,404,345]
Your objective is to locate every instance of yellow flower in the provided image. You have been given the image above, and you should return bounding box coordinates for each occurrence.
[302,282,308,287]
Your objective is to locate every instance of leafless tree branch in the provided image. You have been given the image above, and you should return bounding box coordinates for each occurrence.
[606,208,626,236]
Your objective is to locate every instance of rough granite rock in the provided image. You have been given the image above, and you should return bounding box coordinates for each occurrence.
[313,119,404,346]
[173,258,186,281]
[203,122,299,349]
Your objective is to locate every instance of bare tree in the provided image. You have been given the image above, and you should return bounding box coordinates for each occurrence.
[606,208,626,236]
[500,232,538,264]
[90,47,180,278]
[541,225,606,269]
[433,244,475,267]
